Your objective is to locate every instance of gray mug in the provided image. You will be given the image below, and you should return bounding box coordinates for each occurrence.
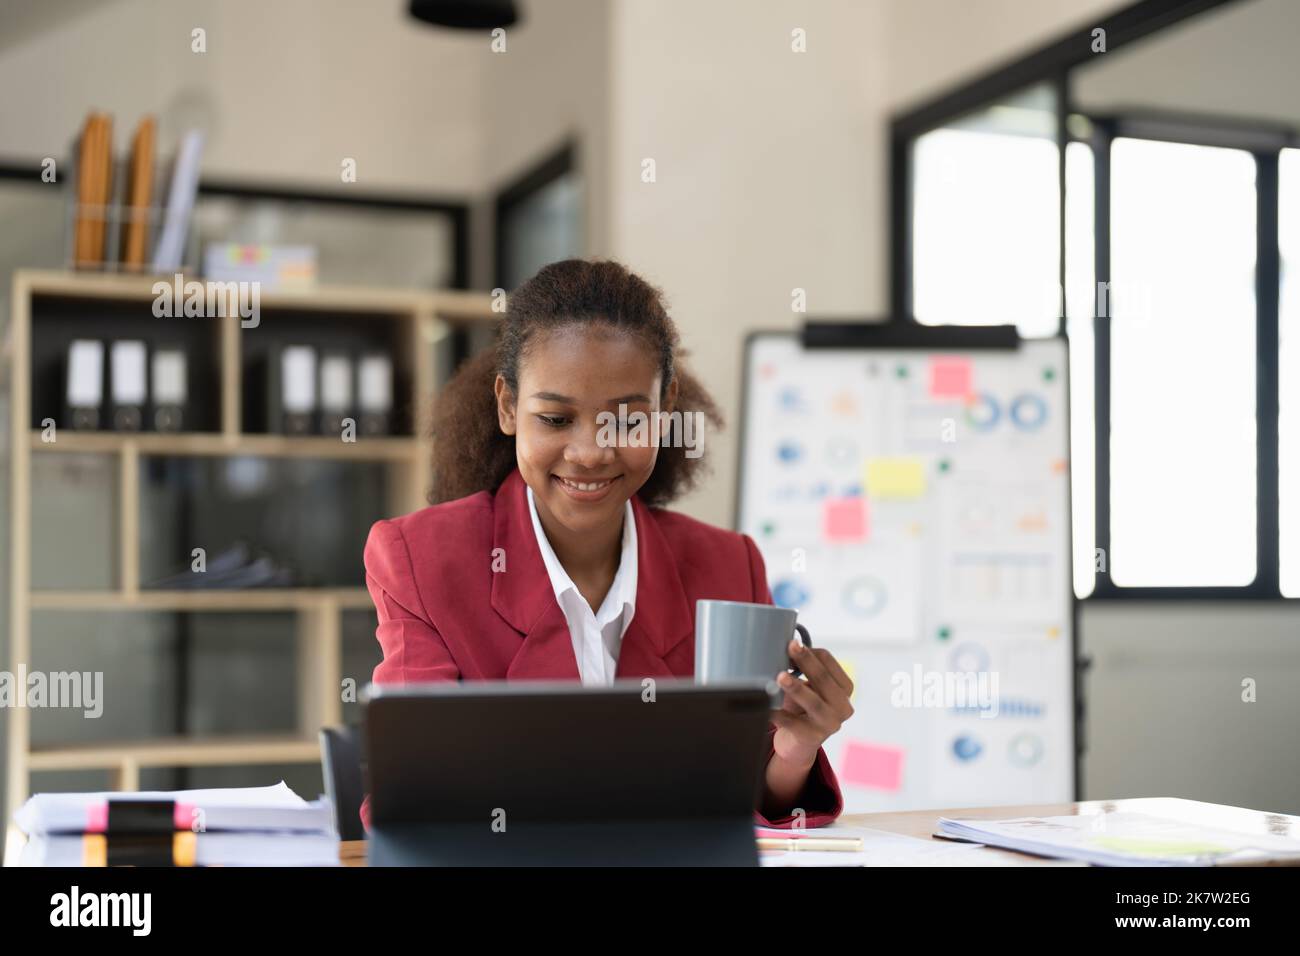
[694,599,813,704]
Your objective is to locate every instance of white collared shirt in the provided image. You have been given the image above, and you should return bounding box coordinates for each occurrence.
[526,485,638,685]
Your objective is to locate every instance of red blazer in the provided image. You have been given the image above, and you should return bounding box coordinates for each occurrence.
[360,467,843,831]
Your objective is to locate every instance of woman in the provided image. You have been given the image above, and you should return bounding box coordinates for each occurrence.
[362,258,853,830]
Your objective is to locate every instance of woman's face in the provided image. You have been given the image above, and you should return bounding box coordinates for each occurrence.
[496,325,676,538]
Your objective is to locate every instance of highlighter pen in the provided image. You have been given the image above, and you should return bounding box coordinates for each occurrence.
[756,837,864,852]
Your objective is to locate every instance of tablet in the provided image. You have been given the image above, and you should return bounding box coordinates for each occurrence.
[364,678,774,866]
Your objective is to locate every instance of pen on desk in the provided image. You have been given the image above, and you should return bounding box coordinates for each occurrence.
[756,837,864,852]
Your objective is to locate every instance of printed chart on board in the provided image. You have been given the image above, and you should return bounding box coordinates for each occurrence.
[737,332,1074,813]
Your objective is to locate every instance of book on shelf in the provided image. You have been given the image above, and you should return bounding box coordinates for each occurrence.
[119,115,157,270]
[152,128,204,271]
[72,112,113,268]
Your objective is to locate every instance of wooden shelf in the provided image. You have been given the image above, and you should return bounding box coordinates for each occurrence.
[29,588,372,612]
[16,268,500,322]
[29,430,422,461]
[7,268,497,816]
[27,735,321,771]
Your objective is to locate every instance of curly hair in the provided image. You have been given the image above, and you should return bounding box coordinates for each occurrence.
[428,258,723,507]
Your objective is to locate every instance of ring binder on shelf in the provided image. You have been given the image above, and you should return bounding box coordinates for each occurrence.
[276,344,318,436]
[109,339,148,431]
[151,345,188,432]
[358,352,393,436]
[319,352,354,437]
[65,338,105,430]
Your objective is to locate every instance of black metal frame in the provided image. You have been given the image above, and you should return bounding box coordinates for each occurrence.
[1086,114,1287,599]
[888,0,1297,601]
[493,139,578,291]
[888,0,1248,319]
[0,161,472,290]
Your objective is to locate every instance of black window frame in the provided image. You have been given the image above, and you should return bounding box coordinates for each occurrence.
[492,139,579,292]
[888,0,1300,601]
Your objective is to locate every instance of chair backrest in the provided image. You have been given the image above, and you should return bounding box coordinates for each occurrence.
[319,725,366,841]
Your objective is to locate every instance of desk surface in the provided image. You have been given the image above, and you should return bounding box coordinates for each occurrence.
[8,797,1297,866]
[337,797,1300,866]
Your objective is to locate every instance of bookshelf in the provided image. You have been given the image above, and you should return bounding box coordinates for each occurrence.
[5,269,498,818]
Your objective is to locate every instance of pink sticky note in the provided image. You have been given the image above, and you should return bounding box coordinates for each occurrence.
[841,740,905,792]
[823,497,868,542]
[929,357,973,399]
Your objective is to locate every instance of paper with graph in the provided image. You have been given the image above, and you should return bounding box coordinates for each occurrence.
[937,813,1300,866]
[738,332,1073,812]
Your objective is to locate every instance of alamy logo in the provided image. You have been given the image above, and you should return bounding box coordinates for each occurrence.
[890,665,999,718]
[0,666,102,718]
[50,886,151,936]
[152,273,260,328]
[595,404,705,459]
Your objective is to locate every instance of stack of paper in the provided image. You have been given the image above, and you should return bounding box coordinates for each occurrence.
[15,781,339,867]
[937,812,1300,867]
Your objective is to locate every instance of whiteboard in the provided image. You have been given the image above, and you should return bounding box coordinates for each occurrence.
[736,330,1075,812]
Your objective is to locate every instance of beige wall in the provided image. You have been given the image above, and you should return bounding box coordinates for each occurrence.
[883,0,1125,109]
[597,0,1127,528]
[1073,0,1300,127]
[0,0,489,194]
[483,0,613,261]
[607,0,889,525]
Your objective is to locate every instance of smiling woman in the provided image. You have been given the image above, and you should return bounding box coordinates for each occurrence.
[358,258,855,832]
[429,258,720,507]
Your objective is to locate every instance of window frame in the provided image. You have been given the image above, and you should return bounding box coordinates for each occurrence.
[888,0,1300,601]
[492,139,580,292]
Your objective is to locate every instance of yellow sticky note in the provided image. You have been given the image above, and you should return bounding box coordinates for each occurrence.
[840,659,856,700]
[865,457,927,499]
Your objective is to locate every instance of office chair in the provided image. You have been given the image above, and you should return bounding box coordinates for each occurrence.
[319,725,366,842]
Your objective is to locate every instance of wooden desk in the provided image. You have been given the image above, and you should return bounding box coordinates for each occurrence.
[8,797,1297,866]
[337,797,1300,866]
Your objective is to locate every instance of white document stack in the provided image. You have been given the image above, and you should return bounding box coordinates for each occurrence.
[14,781,340,867]
[937,812,1300,867]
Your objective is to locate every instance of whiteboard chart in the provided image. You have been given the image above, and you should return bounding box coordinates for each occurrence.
[737,328,1075,812]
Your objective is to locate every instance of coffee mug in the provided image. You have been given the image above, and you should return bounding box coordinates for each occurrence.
[694,599,813,704]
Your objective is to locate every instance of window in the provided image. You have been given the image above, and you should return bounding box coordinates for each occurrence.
[911,86,1060,337]
[1107,139,1257,587]
[892,1,1297,599]
[495,143,583,292]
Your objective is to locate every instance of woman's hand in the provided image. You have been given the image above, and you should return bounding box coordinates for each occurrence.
[771,642,854,768]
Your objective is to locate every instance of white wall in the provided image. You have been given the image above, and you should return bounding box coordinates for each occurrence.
[597,0,1130,528]
[883,0,1125,109]
[1073,0,1300,127]
[0,0,489,194]
[607,0,889,525]
[483,0,613,260]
